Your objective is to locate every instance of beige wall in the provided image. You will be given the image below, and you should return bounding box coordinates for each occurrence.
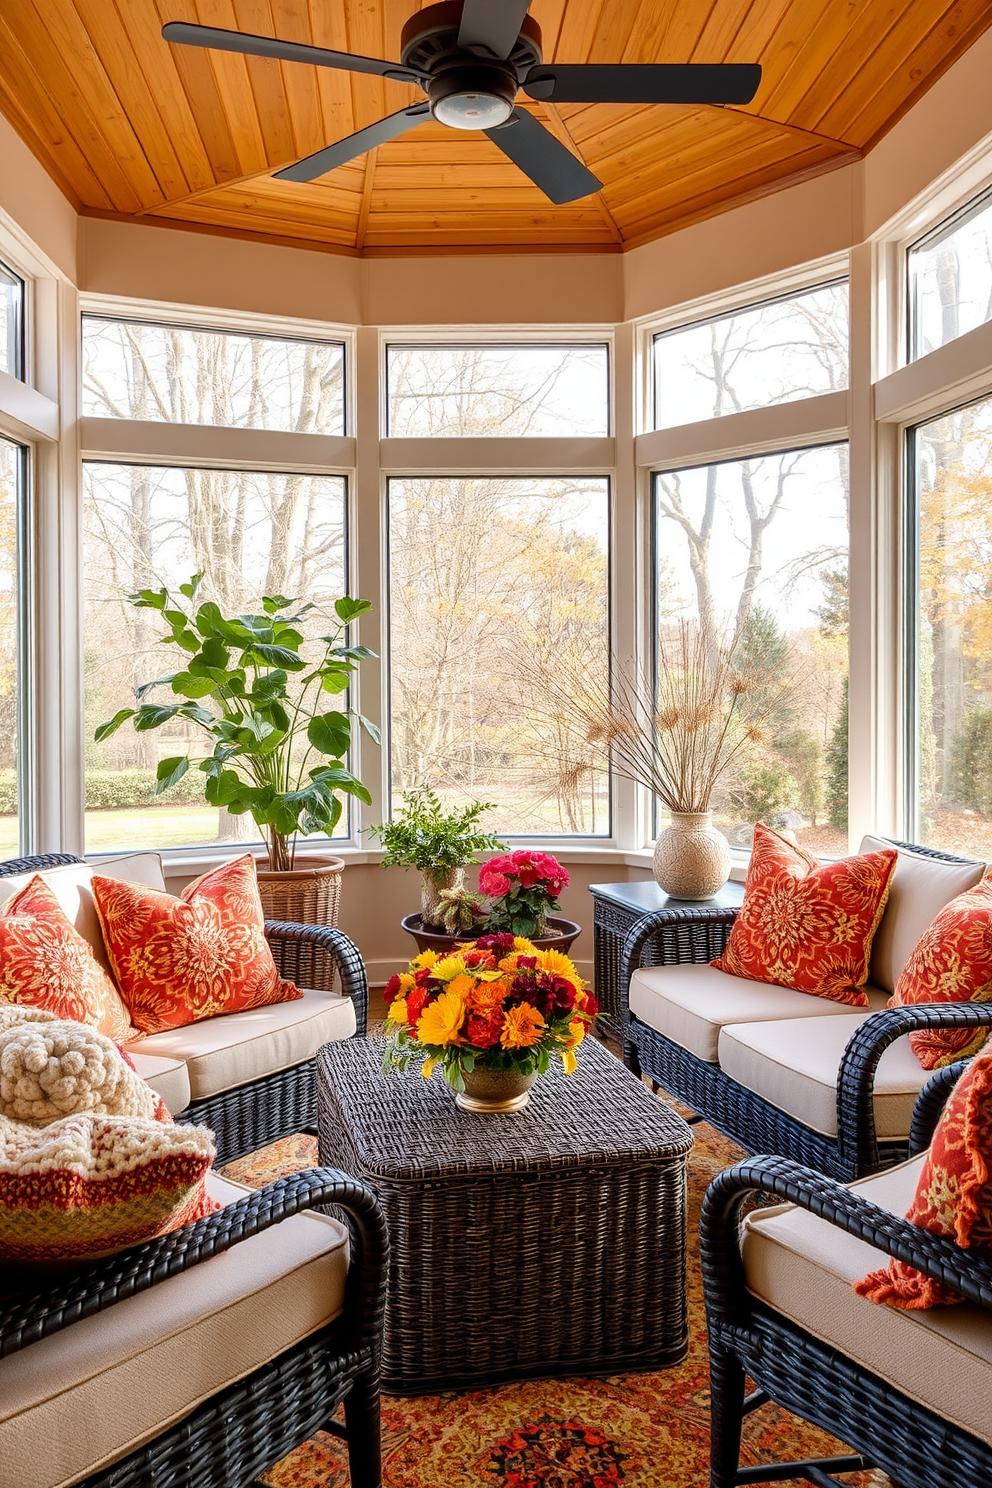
[0,115,76,281]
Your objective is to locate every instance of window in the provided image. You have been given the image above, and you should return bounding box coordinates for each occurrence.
[0,438,24,855]
[0,262,24,381]
[386,343,609,436]
[388,475,609,834]
[83,462,347,854]
[82,317,346,434]
[909,188,992,360]
[653,443,850,855]
[909,394,992,856]
[652,282,848,430]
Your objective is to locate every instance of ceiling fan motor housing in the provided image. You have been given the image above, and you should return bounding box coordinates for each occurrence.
[401,1,543,128]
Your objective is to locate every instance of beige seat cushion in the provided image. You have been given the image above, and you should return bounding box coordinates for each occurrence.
[0,1171,349,1488]
[0,853,166,972]
[629,961,888,1063]
[718,1011,928,1138]
[127,988,356,1100]
[743,1155,992,1446]
[861,835,985,993]
[126,1051,191,1115]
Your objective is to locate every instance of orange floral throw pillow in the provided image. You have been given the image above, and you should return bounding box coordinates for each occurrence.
[712,823,897,1005]
[888,876,992,1070]
[855,1051,992,1309]
[92,854,301,1035]
[0,876,137,1044]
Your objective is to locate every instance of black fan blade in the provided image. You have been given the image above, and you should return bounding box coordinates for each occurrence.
[484,110,601,205]
[162,22,420,84]
[275,106,430,182]
[457,0,533,60]
[523,63,762,106]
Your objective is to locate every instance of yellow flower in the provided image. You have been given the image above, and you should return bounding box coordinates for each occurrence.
[422,1057,437,1079]
[387,996,408,1024]
[417,989,467,1047]
[412,950,439,971]
[396,972,416,994]
[566,1017,587,1049]
[537,948,582,986]
[560,1047,577,1075]
[431,955,467,982]
[500,1002,545,1049]
[512,936,539,956]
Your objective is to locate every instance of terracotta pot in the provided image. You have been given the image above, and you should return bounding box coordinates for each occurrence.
[254,854,345,926]
[400,913,581,956]
[652,812,730,900]
[455,1065,537,1114]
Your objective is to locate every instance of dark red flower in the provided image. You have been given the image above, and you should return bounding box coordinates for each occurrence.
[474,932,516,954]
[384,973,402,1003]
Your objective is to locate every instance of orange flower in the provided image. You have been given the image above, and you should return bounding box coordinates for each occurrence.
[416,988,467,1047]
[467,976,508,1013]
[500,1002,545,1049]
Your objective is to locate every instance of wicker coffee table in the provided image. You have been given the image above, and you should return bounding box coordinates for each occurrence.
[316,1035,693,1394]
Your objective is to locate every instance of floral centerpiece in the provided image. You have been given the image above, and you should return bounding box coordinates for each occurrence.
[383,933,598,1112]
[478,849,570,940]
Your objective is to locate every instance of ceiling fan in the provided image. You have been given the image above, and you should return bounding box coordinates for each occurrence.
[163,1,761,206]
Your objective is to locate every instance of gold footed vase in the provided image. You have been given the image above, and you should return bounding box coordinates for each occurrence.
[455,1066,537,1113]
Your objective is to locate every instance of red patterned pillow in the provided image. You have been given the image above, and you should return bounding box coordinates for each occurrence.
[0,1110,219,1265]
[855,1051,992,1308]
[0,876,137,1043]
[712,824,897,1005]
[888,876,992,1069]
[92,854,301,1035]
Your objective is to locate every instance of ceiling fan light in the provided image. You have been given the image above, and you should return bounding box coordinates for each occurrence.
[433,91,513,129]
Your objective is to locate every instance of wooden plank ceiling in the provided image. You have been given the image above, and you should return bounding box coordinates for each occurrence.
[2,0,991,256]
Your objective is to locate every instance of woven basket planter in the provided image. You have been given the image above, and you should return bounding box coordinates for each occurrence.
[254,854,345,927]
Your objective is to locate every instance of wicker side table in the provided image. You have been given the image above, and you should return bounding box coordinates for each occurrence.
[590,879,745,1038]
[317,1036,693,1395]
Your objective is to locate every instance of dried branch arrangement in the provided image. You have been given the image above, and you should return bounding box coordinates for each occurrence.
[524,621,794,815]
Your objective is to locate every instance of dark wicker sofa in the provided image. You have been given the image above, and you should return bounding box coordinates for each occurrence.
[700,1060,991,1488]
[619,838,992,1180]
[0,853,370,1166]
[0,1168,388,1488]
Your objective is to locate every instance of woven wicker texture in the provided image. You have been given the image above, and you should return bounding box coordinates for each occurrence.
[700,1147,992,1488]
[256,857,344,928]
[317,1036,693,1394]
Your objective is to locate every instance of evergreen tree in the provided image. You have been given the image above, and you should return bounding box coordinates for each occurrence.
[826,677,849,832]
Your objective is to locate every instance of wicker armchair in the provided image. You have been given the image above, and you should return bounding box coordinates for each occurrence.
[0,1168,387,1488]
[699,1061,991,1488]
[0,853,370,1166]
[619,839,992,1180]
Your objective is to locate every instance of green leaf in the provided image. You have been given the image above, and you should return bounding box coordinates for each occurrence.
[270,625,304,649]
[268,700,291,733]
[334,596,372,623]
[352,710,381,746]
[154,756,189,794]
[178,703,217,728]
[179,573,204,600]
[307,711,352,757]
[134,703,182,731]
[194,601,224,638]
[204,768,244,807]
[320,671,350,695]
[245,643,307,671]
[128,587,168,611]
[171,671,217,699]
[262,594,294,614]
[187,637,230,672]
[134,675,176,701]
[252,669,288,700]
[164,628,202,653]
[328,644,377,662]
[94,708,135,742]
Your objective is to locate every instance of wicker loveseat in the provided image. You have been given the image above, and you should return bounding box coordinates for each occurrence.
[700,1059,992,1488]
[0,852,369,1165]
[620,837,992,1180]
[0,1165,388,1488]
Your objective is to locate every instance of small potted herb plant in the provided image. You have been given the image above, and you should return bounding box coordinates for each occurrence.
[367,786,501,929]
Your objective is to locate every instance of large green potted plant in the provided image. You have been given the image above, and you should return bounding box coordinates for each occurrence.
[96,575,378,922]
[367,786,501,929]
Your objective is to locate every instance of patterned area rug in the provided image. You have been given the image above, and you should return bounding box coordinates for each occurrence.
[223,1107,896,1488]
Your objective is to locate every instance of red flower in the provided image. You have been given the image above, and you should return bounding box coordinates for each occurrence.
[384,973,402,1004]
[466,1006,504,1048]
[474,933,516,954]
[405,984,430,1029]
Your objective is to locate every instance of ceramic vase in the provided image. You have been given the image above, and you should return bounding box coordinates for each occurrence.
[652,811,731,900]
[420,866,465,927]
[455,1065,537,1114]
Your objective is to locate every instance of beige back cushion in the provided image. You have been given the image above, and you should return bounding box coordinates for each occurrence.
[0,853,166,971]
[861,834,986,992]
